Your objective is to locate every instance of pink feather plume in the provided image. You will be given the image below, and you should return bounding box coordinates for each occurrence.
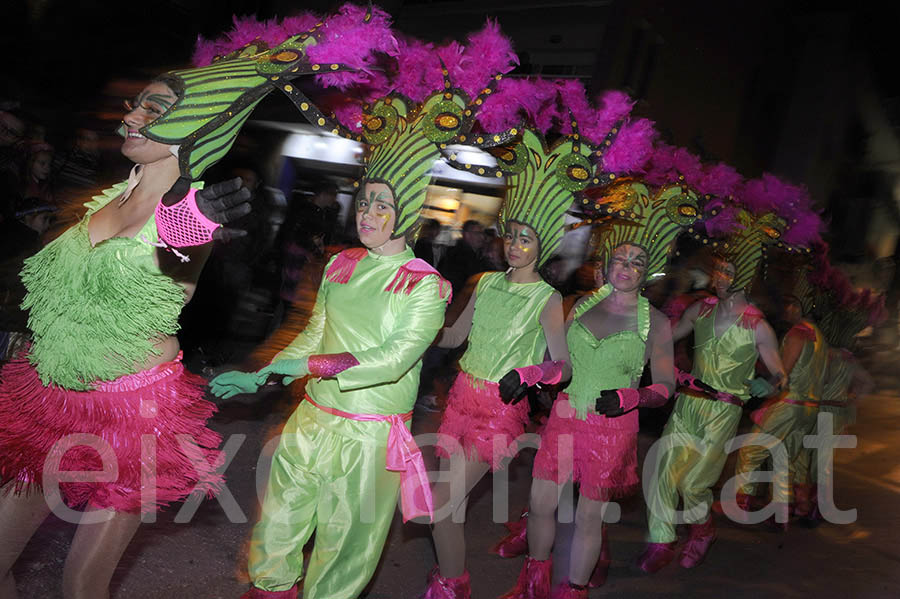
[601,117,656,174]
[191,4,397,90]
[307,4,398,89]
[476,77,559,134]
[697,163,743,199]
[644,144,703,188]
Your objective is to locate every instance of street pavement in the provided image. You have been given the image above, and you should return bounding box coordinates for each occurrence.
[12,346,900,598]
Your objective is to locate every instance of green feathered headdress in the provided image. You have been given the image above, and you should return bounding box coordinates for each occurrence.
[718,208,788,291]
[127,6,395,179]
[351,80,511,237]
[589,179,701,278]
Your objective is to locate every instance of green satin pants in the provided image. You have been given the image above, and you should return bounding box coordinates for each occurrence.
[248,400,400,598]
[646,395,742,543]
[792,406,850,487]
[734,402,817,500]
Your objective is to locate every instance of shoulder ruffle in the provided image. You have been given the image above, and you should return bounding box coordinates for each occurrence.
[324,247,368,284]
[738,305,764,329]
[697,297,719,319]
[83,181,129,215]
[786,321,817,341]
[385,258,452,303]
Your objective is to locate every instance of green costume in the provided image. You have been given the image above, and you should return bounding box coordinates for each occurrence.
[248,248,447,598]
[459,272,556,382]
[792,348,855,489]
[531,285,651,500]
[735,320,828,501]
[647,298,762,542]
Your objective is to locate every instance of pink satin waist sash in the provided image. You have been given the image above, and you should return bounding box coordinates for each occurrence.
[305,395,433,523]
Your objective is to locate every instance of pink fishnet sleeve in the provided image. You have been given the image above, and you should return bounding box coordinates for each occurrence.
[155,188,221,247]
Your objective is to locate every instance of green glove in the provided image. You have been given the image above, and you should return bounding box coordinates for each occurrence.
[745,377,776,398]
[256,358,310,386]
[209,370,261,399]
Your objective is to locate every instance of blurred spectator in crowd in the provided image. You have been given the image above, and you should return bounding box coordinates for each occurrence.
[53,128,100,192]
[541,255,574,295]
[0,110,26,196]
[0,197,53,359]
[292,177,340,245]
[22,142,55,206]
[414,218,442,266]
[439,219,488,295]
[482,227,506,271]
[180,163,267,366]
[275,208,326,327]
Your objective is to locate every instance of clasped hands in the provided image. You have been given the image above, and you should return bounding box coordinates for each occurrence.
[208,358,309,399]
[684,376,776,401]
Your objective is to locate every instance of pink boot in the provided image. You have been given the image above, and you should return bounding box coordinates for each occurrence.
[792,484,813,518]
[588,528,610,587]
[239,586,297,599]
[492,510,529,558]
[422,567,472,599]
[635,542,677,574]
[679,516,716,568]
[549,581,588,599]
[499,556,552,599]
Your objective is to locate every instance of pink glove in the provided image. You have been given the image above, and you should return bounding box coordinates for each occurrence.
[615,383,671,412]
[513,360,564,387]
[307,352,360,378]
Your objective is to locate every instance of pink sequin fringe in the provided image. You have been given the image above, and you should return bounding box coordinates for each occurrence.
[533,396,639,501]
[436,372,530,471]
[0,354,223,513]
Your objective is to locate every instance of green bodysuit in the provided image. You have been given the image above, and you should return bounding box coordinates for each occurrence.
[792,348,856,489]
[248,247,447,599]
[19,180,196,390]
[647,298,761,543]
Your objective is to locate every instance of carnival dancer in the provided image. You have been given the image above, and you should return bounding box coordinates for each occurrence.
[774,253,878,522]
[421,77,657,598]
[210,24,519,599]
[730,277,827,527]
[637,170,821,573]
[0,8,397,599]
[502,173,706,599]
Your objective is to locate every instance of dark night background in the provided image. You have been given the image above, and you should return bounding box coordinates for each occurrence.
[5,0,900,267]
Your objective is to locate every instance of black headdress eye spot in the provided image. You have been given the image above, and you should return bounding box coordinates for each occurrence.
[423,99,464,143]
[362,102,399,145]
[488,143,527,174]
[555,152,592,192]
[663,189,700,226]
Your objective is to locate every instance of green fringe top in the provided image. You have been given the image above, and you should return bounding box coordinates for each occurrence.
[20,181,187,390]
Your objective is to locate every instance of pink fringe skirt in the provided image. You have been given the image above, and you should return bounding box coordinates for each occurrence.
[435,372,531,471]
[533,396,639,502]
[0,353,223,513]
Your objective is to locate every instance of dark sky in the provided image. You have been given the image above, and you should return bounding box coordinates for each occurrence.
[4,1,898,142]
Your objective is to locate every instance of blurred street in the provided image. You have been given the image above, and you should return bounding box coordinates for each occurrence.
[12,344,900,598]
